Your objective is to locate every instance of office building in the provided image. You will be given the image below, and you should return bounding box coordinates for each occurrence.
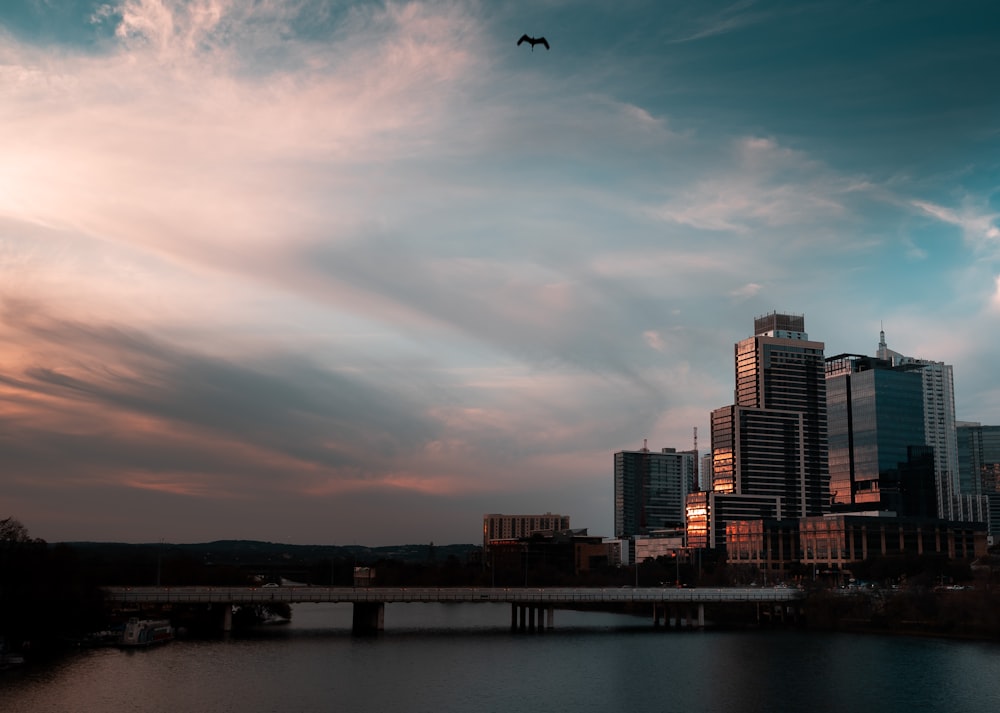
[876,329,959,518]
[957,422,1000,538]
[685,490,781,550]
[699,452,713,491]
[825,353,937,517]
[483,513,570,552]
[615,445,697,538]
[688,312,829,551]
[797,514,986,573]
[711,404,810,514]
[733,312,829,515]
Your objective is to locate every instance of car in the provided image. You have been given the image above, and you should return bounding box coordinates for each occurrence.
[262,582,280,588]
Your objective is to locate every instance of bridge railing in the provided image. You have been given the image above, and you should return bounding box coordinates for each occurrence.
[102,586,803,605]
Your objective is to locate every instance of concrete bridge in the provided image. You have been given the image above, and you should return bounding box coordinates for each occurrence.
[103,585,805,633]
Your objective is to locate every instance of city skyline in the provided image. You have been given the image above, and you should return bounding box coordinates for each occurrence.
[1,1,999,545]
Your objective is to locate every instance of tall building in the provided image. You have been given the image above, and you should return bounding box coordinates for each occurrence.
[711,404,809,514]
[699,452,714,491]
[614,445,697,538]
[876,328,959,518]
[825,353,937,517]
[733,312,829,515]
[956,422,1000,538]
[689,312,829,550]
[956,422,1000,496]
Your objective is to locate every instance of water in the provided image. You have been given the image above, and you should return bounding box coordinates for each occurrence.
[4,603,1000,713]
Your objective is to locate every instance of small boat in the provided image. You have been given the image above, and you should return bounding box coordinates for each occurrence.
[119,618,174,647]
[0,638,25,669]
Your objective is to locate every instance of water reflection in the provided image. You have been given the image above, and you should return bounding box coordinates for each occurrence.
[4,604,1000,713]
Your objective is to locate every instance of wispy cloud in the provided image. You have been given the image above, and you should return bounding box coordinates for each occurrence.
[668,0,768,43]
[649,136,868,235]
[911,198,1000,252]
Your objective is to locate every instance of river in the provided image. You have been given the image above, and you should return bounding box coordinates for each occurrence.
[3,603,1000,712]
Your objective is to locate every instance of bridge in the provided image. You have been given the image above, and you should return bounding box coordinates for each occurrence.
[103,586,805,633]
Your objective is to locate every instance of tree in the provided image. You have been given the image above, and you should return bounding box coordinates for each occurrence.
[0,516,37,546]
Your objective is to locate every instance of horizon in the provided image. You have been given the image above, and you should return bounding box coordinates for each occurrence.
[2,1,999,546]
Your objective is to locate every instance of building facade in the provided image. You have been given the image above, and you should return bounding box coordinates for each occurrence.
[956,422,1000,539]
[877,329,959,519]
[685,490,781,550]
[733,312,829,515]
[482,513,570,552]
[614,446,697,538]
[797,514,986,573]
[825,353,936,517]
[688,312,828,551]
[727,514,987,579]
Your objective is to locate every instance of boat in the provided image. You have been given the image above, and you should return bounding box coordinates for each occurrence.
[0,638,25,669]
[119,618,174,647]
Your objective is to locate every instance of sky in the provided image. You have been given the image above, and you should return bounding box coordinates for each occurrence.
[1,0,999,546]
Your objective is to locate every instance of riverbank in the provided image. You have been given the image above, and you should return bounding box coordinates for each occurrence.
[803,587,1000,640]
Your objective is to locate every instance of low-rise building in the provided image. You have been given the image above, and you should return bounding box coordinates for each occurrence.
[725,513,988,580]
[482,513,570,553]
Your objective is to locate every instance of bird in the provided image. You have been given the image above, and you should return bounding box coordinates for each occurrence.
[517,34,549,51]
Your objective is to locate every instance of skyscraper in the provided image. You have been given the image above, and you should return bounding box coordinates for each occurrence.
[728,312,829,516]
[690,312,829,550]
[876,328,959,519]
[956,422,1000,536]
[614,446,696,538]
[825,353,937,517]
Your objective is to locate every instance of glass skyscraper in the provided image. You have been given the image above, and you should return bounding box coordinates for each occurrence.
[614,446,696,538]
[876,328,959,518]
[825,354,936,517]
[956,422,1000,535]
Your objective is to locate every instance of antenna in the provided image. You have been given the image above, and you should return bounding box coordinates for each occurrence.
[642,438,648,452]
[693,426,698,454]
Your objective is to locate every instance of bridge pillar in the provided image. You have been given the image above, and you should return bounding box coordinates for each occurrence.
[352,602,385,634]
[697,603,705,629]
[511,604,518,630]
[222,604,233,632]
[545,607,554,629]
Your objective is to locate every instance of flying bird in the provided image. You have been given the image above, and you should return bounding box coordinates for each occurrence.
[517,34,550,51]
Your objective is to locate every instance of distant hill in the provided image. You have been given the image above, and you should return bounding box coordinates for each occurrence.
[62,540,480,566]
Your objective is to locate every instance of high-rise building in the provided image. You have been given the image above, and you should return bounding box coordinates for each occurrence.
[956,422,1000,537]
[876,329,959,518]
[956,422,1000,495]
[825,353,937,517]
[733,312,829,515]
[711,404,809,514]
[699,452,714,491]
[614,446,697,538]
[688,312,829,550]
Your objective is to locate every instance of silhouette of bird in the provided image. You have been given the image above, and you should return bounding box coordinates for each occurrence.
[517,34,549,51]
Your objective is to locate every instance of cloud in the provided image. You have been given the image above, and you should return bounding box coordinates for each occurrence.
[911,198,1000,253]
[643,330,666,352]
[649,136,868,235]
[668,0,769,43]
[730,282,763,300]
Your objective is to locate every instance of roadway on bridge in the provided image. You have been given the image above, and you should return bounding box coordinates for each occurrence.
[103,585,803,606]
